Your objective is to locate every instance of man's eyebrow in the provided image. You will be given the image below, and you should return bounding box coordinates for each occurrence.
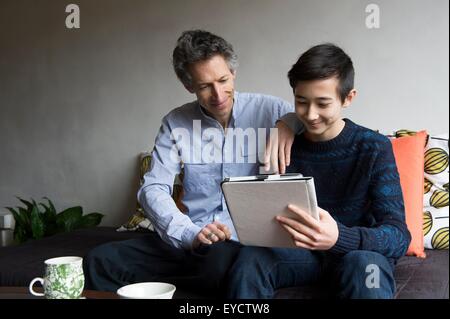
[316,97,333,101]
[196,81,210,86]
[197,75,228,86]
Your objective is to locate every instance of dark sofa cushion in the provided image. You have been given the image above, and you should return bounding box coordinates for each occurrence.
[394,250,449,299]
[0,227,148,287]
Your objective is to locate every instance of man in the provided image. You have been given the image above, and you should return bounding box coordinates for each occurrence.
[228,44,411,299]
[83,30,300,296]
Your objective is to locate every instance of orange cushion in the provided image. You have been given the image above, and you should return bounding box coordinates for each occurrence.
[391,131,428,258]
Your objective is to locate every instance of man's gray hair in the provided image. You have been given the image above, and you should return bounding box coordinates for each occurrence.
[172,30,238,87]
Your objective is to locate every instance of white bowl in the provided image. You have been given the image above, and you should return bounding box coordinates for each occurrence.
[117,282,176,299]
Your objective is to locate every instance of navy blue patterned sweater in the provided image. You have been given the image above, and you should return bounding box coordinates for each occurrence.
[287,119,411,260]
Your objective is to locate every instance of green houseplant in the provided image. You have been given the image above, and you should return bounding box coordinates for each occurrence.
[5,197,104,244]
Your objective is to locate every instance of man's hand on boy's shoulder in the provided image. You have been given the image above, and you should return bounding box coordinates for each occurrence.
[263,121,295,174]
[276,204,339,250]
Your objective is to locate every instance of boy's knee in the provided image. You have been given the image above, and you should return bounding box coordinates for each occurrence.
[235,247,266,266]
[337,250,395,299]
[340,250,390,273]
[230,247,272,281]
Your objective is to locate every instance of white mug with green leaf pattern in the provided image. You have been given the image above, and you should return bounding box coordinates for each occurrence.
[29,256,85,299]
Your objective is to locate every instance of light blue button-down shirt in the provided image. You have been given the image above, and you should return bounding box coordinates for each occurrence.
[138,92,294,249]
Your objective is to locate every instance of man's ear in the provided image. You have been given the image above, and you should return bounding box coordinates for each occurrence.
[342,89,357,108]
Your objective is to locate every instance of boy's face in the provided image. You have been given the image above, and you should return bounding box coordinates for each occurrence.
[294,76,355,142]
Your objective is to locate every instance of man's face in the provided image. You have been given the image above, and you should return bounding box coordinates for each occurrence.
[186,55,235,126]
[294,77,355,142]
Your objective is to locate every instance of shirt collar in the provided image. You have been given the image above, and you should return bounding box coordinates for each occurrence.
[231,91,243,123]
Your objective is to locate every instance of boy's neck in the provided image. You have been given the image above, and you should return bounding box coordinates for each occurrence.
[304,118,346,142]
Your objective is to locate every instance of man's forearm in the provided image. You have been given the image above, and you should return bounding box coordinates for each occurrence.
[278,112,304,134]
[138,183,201,249]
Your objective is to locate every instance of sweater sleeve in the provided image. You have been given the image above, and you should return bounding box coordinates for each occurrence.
[329,138,412,259]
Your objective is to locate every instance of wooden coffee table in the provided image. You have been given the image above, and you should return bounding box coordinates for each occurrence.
[0,286,119,299]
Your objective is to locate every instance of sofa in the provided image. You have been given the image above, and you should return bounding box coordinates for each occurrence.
[0,226,448,299]
[1,130,448,299]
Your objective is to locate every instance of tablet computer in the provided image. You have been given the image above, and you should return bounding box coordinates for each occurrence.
[222,174,319,248]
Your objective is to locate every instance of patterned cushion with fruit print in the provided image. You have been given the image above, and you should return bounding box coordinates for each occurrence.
[394,130,449,250]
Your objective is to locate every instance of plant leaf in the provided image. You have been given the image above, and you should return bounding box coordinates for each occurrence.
[30,203,45,239]
[43,197,57,215]
[15,196,33,211]
[79,213,104,228]
[31,199,40,213]
[13,226,28,244]
[18,207,32,227]
[7,205,32,242]
[39,203,57,236]
[40,201,56,223]
[5,207,26,229]
[56,206,83,232]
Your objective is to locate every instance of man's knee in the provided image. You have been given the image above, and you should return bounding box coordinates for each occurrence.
[196,241,242,291]
[83,242,120,271]
[227,247,286,299]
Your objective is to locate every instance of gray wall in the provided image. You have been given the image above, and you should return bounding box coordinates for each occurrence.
[0,0,448,226]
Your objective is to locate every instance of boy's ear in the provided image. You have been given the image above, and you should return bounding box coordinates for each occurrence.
[342,89,357,108]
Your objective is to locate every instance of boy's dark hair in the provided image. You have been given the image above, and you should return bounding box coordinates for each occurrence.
[287,43,354,103]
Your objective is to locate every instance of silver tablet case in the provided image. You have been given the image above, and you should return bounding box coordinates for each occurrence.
[222,178,318,248]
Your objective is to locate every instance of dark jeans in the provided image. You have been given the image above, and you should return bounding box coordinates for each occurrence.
[83,232,241,297]
[227,247,396,299]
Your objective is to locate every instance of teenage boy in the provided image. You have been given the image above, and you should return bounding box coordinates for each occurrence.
[227,44,411,299]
